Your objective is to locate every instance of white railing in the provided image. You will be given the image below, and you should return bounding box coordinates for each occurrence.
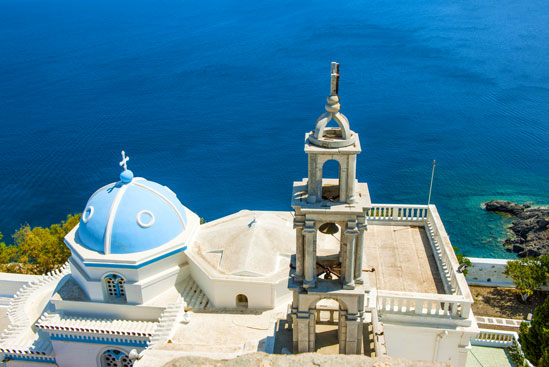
[370,307,387,357]
[425,206,472,301]
[472,329,517,347]
[471,329,534,367]
[377,290,472,319]
[0,263,70,360]
[366,204,429,222]
[367,203,474,321]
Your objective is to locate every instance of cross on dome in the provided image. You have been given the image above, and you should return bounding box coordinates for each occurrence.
[118,151,134,184]
[120,151,130,171]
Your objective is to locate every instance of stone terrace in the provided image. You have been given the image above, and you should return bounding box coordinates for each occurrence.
[364,224,446,294]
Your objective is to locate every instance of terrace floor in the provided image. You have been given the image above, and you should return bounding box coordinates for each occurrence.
[467,346,515,367]
[364,224,446,294]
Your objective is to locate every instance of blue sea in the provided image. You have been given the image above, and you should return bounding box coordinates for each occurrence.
[0,0,548,258]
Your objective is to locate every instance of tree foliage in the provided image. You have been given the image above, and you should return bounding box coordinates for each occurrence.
[504,256,548,301]
[453,245,472,276]
[520,295,549,366]
[0,214,81,274]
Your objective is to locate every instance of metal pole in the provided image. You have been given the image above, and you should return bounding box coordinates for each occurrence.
[427,160,436,206]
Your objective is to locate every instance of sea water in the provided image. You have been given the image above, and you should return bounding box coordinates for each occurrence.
[0,0,547,258]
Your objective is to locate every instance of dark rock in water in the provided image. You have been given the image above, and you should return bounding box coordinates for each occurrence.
[483,200,530,216]
[484,200,549,257]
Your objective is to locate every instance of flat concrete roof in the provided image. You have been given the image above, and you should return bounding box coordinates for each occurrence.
[364,224,446,294]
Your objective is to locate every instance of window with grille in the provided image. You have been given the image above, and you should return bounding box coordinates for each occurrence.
[104,274,126,302]
[100,349,133,367]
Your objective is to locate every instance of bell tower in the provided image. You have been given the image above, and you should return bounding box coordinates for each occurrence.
[289,62,372,354]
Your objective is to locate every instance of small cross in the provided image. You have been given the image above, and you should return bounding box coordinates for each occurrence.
[330,62,340,96]
[120,151,130,171]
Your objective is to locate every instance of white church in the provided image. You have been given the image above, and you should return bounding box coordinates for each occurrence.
[0,63,478,367]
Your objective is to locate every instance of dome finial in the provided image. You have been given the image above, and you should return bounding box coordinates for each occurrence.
[119,150,134,183]
[330,61,339,96]
[326,62,341,113]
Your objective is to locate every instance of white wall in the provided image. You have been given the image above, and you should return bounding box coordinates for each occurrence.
[465,258,513,287]
[188,258,290,309]
[51,299,164,321]
[383,323,473,367]
[70,252,189,304]
[466,257,549,290]
[51,340,144,367]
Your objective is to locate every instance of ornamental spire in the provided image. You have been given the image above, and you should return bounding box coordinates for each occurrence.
[330,61,339,96]
[326,62,341,113]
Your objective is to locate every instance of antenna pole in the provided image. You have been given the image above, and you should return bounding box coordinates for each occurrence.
[427,160,436,206]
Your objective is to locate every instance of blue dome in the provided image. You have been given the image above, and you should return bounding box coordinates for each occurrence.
[77,177,188,254]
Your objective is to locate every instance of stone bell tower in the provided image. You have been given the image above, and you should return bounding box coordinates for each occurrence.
[289,62,372,354]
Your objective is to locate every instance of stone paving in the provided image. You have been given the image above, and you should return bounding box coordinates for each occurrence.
[364,224,446,294]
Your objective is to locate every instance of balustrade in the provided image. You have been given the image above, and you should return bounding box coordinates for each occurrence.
[366,204,429,222]
[377,290,472,319]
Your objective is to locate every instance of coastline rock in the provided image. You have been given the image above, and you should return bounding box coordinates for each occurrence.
[484,200,549,257]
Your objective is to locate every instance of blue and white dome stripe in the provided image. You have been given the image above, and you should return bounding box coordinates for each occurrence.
[77,173,188,255]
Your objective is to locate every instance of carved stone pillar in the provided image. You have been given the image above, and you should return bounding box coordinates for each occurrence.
[343,219,358,289]
[294,216,305,282]
[354,216,367,284]
[346,155,357,203]
[303,219,317,288]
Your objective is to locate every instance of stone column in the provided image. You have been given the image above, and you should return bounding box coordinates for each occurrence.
[344,219,358,289]
[354,216,367,284]
[294,216,305,282]
[315,157,323,201]
[338,310,347,354]
[339,157,348,202]
[346,155,357,203]
[344,314,363,354]
[308,309,316,352]
[307,156,318,203]
[303,219,316,288]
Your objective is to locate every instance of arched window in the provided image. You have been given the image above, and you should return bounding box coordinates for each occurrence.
[104,274,126,302]
[100,349,133,367]
[236,294,248,308]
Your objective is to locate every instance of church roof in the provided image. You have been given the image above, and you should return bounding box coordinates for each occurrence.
[193,211,295,277]
[76,153,188,255]
[77,176,188,255]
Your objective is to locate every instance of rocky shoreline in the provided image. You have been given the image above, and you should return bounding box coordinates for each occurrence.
[483,200,549,257]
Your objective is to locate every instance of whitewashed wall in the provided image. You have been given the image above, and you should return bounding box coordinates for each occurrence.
[188,259,290,309]
[383,323,472,367]
[465,258,513,287]
[466,257,549,290]
[51,340,144,367]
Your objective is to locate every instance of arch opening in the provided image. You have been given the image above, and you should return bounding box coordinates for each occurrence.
[104,274,127,303]
[312,298,346,354]
[236,294,248,308]
[316,222,343,282]
[321,160,340,201]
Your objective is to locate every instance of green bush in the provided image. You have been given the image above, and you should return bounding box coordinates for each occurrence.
[504,257,547,301]
[520,295,549,366]
[0,214,81,274]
